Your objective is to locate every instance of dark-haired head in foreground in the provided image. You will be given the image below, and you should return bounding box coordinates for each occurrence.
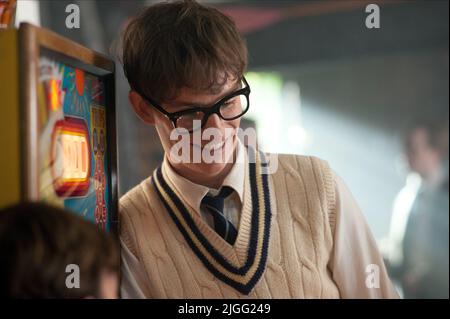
[0,202,119,298]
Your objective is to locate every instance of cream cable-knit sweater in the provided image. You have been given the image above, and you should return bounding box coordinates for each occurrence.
[120,153,341,298]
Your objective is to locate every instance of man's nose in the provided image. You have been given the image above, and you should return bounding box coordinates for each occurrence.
[203,113,224,130]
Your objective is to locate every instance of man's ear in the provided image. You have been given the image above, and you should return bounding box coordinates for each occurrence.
[128,91,155,125]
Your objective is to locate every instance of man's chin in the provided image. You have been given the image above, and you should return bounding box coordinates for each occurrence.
[187,161,231,176]
[167,136,237,182]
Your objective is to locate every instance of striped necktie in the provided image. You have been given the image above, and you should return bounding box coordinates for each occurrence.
[201,186,238,245]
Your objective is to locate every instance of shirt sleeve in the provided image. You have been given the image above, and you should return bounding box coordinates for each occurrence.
[120,238,151,299]
[329,170,400,299]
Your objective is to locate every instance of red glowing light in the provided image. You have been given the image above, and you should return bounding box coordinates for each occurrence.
[51,117,91,197]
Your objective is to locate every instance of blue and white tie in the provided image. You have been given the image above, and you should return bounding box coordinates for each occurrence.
[201,186,238,245]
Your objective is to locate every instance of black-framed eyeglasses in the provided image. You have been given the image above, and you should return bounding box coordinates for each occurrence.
[139,77,251,133]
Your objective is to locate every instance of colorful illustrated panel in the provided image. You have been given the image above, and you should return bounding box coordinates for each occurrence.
[37,52,111,231]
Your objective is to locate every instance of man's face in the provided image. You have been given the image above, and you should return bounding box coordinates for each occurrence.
[405,127,441,178]
[151,78,242,180]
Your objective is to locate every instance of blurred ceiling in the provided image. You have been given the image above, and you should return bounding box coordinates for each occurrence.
[214,1,449,68]
[39,0,449,68]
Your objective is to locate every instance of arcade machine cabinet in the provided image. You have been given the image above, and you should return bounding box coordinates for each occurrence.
[0,23,118,233]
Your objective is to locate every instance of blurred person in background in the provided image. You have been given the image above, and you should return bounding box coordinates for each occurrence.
[0,202,119,298]
[388,118,449,298]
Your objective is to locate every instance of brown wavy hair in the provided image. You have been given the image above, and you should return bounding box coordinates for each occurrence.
[120,0,248,103]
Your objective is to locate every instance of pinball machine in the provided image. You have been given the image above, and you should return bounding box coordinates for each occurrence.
[0,23,118,232]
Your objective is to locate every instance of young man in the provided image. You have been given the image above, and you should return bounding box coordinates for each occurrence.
[119,0,398,298]
[0,202,119,298]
